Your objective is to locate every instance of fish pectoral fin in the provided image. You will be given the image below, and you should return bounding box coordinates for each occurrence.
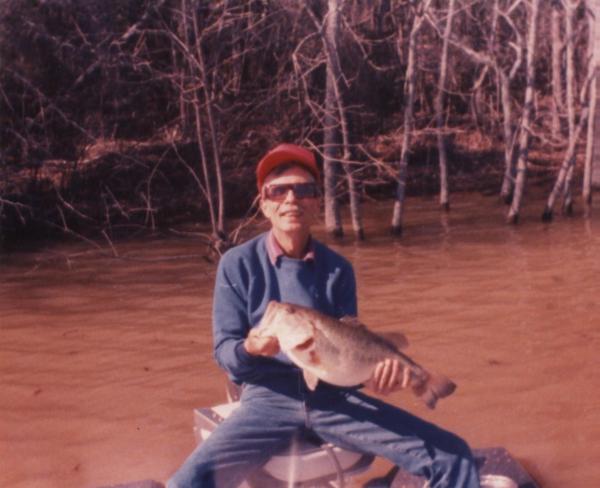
[303,369,319,391]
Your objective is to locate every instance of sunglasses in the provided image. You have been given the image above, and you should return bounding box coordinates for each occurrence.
[263,182,320,201]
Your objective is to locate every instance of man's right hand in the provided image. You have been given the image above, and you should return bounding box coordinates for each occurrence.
[244,328,280,356]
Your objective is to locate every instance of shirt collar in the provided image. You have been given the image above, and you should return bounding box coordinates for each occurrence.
[266,231,315,265]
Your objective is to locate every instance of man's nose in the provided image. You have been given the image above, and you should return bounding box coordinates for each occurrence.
[283,188,298,202]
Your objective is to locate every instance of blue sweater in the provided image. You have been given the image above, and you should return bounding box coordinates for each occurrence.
[212,232,357,385]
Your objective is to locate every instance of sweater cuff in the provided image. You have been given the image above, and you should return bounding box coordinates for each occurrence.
[234,341,256,365]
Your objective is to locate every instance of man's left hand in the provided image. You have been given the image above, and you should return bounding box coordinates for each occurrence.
[365,358,410,395]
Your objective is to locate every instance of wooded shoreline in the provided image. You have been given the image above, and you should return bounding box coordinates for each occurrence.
[1,1,598,250]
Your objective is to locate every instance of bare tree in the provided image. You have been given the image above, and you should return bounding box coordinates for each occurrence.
[162,1,234,245]
[442,0,523,203]
[544,1,596,220]
[324,0,364,240]
[551,1,565,139]
[320,0,347,238]
[434,0,456,211]
[582,1,597,209]
[542,106,589,220]
[507,0,540,224]
[323,54,345,238]
[391,0,431,235]
[560,0,579,214]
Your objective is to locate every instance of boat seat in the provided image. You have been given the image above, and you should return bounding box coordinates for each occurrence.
[193,401,374,487]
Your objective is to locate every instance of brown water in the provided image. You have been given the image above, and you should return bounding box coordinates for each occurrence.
[1,193,599,488]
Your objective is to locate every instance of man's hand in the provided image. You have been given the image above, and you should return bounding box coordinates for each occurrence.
[244,328,280,356]
[365,358,410,395]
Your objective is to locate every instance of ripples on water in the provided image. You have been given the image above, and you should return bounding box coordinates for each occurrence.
[1,193,599,488]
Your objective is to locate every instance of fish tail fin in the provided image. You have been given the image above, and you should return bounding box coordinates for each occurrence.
[415,372,457,409]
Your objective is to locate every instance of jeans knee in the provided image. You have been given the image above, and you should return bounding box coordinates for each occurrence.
[165,468,203,488]
[165,475,188,488]
[433,447,479,488]
[165,478,180,488]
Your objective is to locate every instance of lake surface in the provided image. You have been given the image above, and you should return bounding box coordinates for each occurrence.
[1,193,599,488]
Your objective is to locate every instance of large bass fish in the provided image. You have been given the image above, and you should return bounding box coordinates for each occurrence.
[256,301,457,409]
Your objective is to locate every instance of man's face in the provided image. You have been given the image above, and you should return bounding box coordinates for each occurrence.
[260,166,320,234]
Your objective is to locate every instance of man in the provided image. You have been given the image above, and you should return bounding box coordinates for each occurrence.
[168,143,480,488]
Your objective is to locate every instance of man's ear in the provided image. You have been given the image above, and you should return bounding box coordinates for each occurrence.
[259,196,270,218]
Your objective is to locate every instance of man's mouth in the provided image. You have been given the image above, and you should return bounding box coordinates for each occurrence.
[280,209,302,217]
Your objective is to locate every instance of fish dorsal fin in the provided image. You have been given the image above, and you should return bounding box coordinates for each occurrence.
[380,331,409,350]
[303,369,319,391]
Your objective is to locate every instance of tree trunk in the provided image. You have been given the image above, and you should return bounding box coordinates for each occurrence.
[191,11,225,237]
[323,67,344,238]
[325,0,364,239]
[177,0,191,138]
[551,3,564,140]
[326,3,364,240]
[323,0,344,238]
[561,0,577,213]
[583,72,597,209]
[178,0,216,232]
[583,3,597,209]
[507,0,540,224]
[391,1,430,235]
[543,106,589,220]
[435,0,456,211]
[499,71,516,203]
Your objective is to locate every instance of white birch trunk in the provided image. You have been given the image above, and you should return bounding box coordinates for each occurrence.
[391,1,430,234]
[561,0,577,213]
[507,0,540,224]
[491,0,518,203]
[326,0,364,239]
[323,67,343,238]
[592,0,600,190]
[435,0,456,211]
[583,3,597,208]
[499,71,516,203]
[551,5,564,139]
[543,106,589,220]
[583,73,597,208]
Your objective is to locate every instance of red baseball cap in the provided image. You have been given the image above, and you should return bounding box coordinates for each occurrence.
[256,143,319,190]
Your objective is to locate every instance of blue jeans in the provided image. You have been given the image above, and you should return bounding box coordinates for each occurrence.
[167,373,480,488]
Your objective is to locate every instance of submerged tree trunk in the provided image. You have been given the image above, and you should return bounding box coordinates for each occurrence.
[491,0,518,203]
[507,0,540,224]
[391,1,430,235]
[499,71,516,203]
[561,0,578,214]
[325,0,364,239]
[543,106,589,220]
[583,73,597,209]
[435,0,456,211]
[583,5,597,210]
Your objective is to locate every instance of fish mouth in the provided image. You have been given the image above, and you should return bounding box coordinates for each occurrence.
[294,337,314,351]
